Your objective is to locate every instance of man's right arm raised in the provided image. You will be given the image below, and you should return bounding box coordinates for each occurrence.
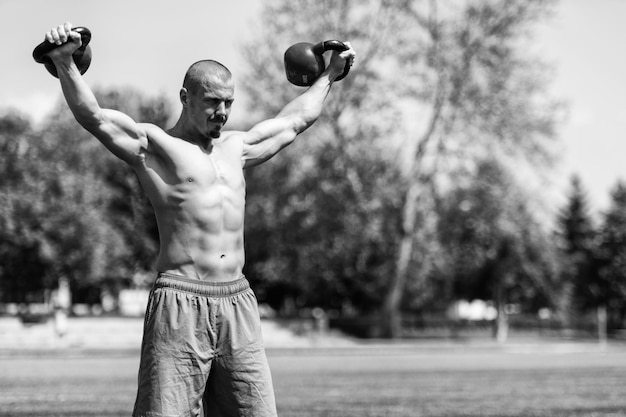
[44,22,148,166]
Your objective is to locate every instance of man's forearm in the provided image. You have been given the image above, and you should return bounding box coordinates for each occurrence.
[55,59,103,129]
[277,70,335,134]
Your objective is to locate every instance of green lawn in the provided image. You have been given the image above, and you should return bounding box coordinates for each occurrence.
[1,343,625,416]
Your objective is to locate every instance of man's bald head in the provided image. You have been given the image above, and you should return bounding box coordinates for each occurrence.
[183,60,232,94]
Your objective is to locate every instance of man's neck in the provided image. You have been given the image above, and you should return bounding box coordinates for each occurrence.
[168,122,213,151]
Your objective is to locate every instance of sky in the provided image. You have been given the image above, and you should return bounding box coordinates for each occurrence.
[0,0,262,123]
[1,0,625,216]
[534,0,626,215]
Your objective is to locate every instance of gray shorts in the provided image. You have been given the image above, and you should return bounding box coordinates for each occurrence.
[132,273,277,417]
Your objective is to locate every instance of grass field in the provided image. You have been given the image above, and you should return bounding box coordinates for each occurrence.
[1,343,625,416]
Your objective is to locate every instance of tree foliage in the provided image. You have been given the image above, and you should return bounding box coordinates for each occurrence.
[0,111,51,302]
[0,88,173,305]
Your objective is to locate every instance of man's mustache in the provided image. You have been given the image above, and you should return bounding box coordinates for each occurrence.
[210,115,227,124]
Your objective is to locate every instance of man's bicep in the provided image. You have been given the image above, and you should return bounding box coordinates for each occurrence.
[242,117,299,167]
[86,109,148,165]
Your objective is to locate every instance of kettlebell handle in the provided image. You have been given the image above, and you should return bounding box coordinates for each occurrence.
[312,40,351,82]
[33,27,91,63]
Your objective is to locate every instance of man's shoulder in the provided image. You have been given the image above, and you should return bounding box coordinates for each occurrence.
[138,122,166,137]
[138,123,179,147]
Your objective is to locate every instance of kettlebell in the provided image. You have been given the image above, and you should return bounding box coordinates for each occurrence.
[33,27,92,78]
[284,40,351,87]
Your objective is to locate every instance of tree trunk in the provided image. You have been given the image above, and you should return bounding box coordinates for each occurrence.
[381,1,445,340]
[382,181,420,338]
[597,304,608,348]
[495,302,509,344]
[382,236,413,338]
[493,274,509,344]
[53,276,71,339]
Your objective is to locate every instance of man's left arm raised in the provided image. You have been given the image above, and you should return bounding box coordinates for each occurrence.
[241,43,355,168]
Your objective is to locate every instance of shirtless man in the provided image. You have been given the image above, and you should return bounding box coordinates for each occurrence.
[42,22,355,417]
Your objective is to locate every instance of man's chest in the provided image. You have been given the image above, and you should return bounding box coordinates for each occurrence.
[150,138,243,186]
[136,135,247,208]
[174,152,243,190]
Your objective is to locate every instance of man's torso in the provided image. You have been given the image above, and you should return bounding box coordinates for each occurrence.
[133,124,247,281]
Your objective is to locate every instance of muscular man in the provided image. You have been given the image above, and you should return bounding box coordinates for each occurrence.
[42,22,355,417]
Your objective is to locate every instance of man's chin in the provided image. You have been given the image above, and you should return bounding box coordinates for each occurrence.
[209,129,222,139]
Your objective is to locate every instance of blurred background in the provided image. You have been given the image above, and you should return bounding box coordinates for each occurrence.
[1,0,626,349]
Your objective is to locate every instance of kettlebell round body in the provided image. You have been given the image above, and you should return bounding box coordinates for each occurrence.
[33,27,92,78]
[284,40,351,87]
[284,42,325,87]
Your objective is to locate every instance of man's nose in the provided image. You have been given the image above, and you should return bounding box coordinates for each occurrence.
[215,101,227,115]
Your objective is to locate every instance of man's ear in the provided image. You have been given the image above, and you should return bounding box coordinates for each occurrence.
[180,88,188,106]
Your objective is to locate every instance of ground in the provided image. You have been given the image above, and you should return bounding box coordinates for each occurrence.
[1,341,625,416]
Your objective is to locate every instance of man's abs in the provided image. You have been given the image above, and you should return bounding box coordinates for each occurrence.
[155,217,246,282]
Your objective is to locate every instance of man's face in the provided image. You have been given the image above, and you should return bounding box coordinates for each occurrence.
[186,76,234,139]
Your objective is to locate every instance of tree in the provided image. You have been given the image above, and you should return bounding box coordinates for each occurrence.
[554,175,598,332]
[0,110,51,303]
[244,140,401,315]
[438,159,557,342]
[379,0,560,337]
[594,181,626,340]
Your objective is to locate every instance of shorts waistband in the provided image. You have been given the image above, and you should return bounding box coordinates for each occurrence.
[154,273,250,297]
